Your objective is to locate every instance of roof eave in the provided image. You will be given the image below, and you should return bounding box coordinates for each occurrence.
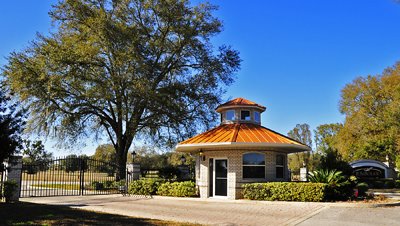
[215,105,266,113]
[175,142,310,153]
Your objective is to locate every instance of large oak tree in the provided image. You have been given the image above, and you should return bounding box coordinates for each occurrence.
[2,0,240,179]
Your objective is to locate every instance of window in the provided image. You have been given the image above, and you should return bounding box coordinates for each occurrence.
[276,155,285,179]
[241,110,251,121]
[254,111,260,122]
[225,110,235,121]
[243,153,265,179]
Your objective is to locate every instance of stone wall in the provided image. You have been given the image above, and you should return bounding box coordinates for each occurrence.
[6,156,23,202]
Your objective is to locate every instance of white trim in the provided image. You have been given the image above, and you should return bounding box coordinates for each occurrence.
[240,110,251,121]
[213,158,228,198]
[216,105,266,113]
[176,142,311,153]
[242,152,266,179]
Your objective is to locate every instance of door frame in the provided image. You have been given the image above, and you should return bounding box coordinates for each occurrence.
[212,157,228,198]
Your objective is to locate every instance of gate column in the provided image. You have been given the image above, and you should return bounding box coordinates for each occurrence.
[127,163,140,180]
[6,156,23,202]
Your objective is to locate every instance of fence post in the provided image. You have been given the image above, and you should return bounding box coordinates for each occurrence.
[6,156,23,202]
[300,167,308,182]
[79,158,85,196]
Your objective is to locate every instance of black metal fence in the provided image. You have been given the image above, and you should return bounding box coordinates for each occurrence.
[20,157,123,197]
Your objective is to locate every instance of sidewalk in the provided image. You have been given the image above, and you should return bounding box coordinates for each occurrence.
[21,195,325,225]
[21,195,400,225]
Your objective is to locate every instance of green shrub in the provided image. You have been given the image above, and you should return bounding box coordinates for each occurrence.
[3,180,18,203]
[308,169,357,200]
[158,166,180,180]
[128,179,162,196]
[372,180,385,189]
[242,182,328,202]
[395,180,400,188]
[356,182,369,196]
[103,180,114,188]
[384,180,395,189]
[308,169,344,185]
[157,181,198,197]
[91,181,104,190]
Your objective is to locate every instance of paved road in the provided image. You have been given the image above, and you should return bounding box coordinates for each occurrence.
[298,206,400,226]
[21,195,400,226]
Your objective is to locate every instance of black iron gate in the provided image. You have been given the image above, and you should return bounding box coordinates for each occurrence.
[20,157,124,197]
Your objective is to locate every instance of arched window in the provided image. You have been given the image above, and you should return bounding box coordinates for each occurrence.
[276,155,285,179]
[242,153,265,179]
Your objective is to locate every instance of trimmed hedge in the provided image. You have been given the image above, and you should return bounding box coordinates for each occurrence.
[242,182,328,202]
[128,179,162,196]
[157,181,198,197]
[395,180,400,188]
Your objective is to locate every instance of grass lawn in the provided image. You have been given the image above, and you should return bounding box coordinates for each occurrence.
[0,202,199,226]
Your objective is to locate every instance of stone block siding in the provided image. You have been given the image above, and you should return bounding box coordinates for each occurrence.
[197,150,288,200]
[6,156,23,202]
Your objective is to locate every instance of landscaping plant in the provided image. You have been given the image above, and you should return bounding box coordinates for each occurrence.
[242,182,328,202]
[3,180,18,203]
[128,179,162,196]
[308,169,356,200]
[157,181,198,197]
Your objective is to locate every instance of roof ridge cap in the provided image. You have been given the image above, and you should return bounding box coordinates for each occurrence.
[231,123,240,142]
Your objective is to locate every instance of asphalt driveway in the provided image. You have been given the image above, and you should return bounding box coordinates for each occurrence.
[21,195,400,226]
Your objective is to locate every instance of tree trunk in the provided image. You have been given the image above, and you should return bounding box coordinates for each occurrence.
[115,140,128,181]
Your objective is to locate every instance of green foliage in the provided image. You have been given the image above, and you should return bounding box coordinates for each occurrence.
[2,0,240,180]
[395,180,400,188]
[356,182,369,196]
[59,155,89,173]
[89,180,117,190]
[308,169,357,200]
[337,63,400,164]
[92,144,116,175]
[318,148,353,176]
[242,182,328,202]
[2,180,18,202]
[384,180,395,189]
[92,144,116,163]
[0,89,26,163]
[287,123,314,172]
[314,123,343,154]
[158,166,180,180]
[22,139,53,174]
[308,169,345,185]
[128,179,162,196]
[90,181,104,191]
[157,181,198,197]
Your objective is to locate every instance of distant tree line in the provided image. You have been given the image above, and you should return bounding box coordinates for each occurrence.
[288,62,400,174]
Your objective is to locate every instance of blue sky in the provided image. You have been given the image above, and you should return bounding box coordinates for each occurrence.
[1,0,400,155]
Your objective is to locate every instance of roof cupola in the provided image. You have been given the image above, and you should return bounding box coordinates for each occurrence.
[216,97,266,125]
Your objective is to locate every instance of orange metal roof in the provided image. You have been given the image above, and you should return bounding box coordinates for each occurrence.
[179,123,306,146]
[216,98,266,112]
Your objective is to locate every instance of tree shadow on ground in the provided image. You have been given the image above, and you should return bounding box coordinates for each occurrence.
[0,202,197,226]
